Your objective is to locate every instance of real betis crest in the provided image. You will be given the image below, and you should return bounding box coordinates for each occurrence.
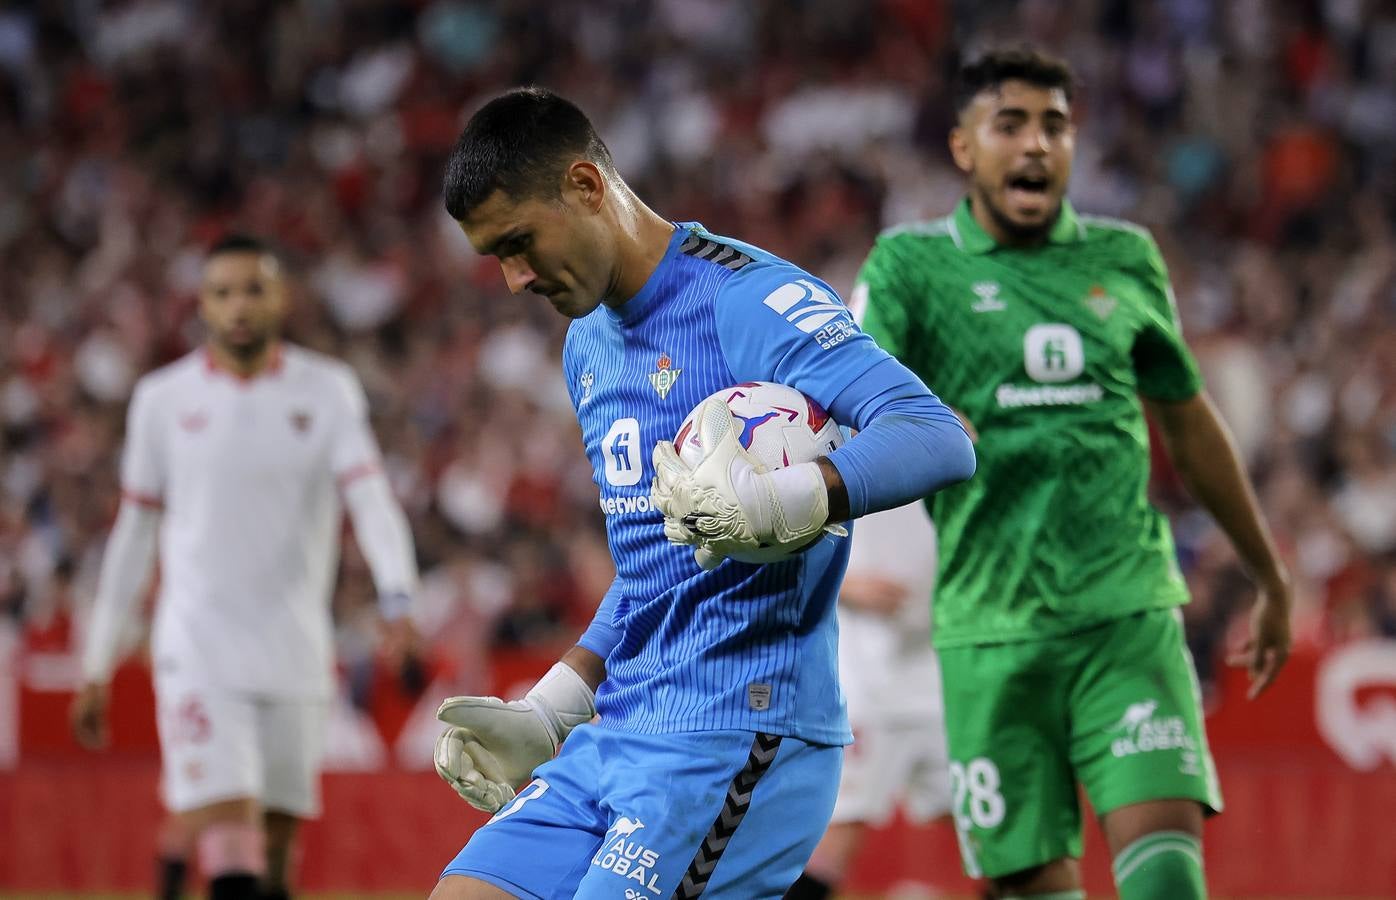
[1085,284,1118,320]
[648,353,681,399]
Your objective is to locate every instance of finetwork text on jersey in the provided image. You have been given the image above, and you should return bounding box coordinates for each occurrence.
[599,494,657,516]
[995,382,1105,408]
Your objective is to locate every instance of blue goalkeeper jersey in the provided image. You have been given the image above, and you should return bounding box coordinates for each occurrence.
[564,222,937,745]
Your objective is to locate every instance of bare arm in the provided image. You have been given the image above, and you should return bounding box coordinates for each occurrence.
[1145,391,1293,697]
[838,573,909,615]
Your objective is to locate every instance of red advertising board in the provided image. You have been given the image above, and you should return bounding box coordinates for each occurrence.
[4,629,1395,896]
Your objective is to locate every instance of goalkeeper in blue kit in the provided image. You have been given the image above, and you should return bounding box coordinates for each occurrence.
[428,88,976,900]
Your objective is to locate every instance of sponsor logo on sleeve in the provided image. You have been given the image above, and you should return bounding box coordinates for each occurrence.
[761,280,857,350]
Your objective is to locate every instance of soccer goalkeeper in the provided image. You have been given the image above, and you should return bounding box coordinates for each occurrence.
[428,87,975,900]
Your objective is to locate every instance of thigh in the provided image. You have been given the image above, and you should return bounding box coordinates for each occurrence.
[937,641,1081,880]
[1070,610,1223,818]
[697,734,842,898]
[577,730,842,900]
[441,727,608,900]
[829,720,903,826]
[900,714,954,823]
[156,679,260,813]
[258,697,329,818]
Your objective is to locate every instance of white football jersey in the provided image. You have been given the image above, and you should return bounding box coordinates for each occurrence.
[837,499,940,722]
[121,345,384,698]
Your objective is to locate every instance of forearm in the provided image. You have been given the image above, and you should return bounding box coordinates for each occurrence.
[1149,394,1289,590]
[81,503,160,684]
[824,398,975,519]
[817,458,851,523]
[576,578,622,670]
[343,474,419,617]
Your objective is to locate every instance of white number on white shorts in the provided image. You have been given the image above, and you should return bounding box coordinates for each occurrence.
[489,778,550,825]
[949,758,1005,829]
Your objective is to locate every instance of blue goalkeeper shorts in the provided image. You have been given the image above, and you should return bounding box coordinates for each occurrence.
[440,724,841,899]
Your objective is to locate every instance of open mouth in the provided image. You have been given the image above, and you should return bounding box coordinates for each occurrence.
[1007,173,1051,194]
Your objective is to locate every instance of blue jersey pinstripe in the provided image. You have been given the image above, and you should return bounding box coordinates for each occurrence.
[563,223,890,744]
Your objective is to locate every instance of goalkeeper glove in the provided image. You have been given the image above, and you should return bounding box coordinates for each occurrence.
[433,661,596,813]
[652,395,843,570]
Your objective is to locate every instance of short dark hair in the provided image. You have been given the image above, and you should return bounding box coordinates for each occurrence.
[953,47,1075,115]
[443,87,615,221]
[208,233,274,259]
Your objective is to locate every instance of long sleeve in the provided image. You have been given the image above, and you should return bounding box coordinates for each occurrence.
[342,472,419,610]
[824,363,975,517]
[713,263,975,519]
[577,578,624,659]
[330,365,420,616]
[81,501,160,683]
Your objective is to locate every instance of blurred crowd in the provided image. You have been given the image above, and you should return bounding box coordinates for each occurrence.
[1,0,1394,706]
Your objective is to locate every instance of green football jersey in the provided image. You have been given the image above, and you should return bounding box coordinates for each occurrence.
[856,198,1203,648]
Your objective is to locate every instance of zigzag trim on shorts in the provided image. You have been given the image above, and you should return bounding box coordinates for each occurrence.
[671,732,782,899]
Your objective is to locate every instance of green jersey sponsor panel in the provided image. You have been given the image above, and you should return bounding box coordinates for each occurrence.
[855,199,1202,647]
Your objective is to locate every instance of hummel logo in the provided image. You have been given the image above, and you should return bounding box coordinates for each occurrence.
[579,371,594,405]
[761,280,850,334]
[971,281,1006,312]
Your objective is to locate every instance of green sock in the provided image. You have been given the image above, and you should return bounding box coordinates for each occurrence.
[1113,830,1207,899]
[998,891,1085,899]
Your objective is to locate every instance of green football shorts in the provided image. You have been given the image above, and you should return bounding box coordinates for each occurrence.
[936,608,1222,879]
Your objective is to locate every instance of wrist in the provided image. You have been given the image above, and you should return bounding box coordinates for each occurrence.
[378,590,413,621]
[815,457,850,523]
[1255,566,1293,597]
[525,662,598,750]
[763,462,830,539]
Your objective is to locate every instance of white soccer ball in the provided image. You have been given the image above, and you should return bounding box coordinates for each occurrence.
[673,381,845,563]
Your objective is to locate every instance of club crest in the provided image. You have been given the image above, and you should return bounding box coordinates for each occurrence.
[648,354,681,399]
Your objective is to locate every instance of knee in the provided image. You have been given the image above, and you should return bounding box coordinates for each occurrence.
[429,874,516,900]
[263,813,301,852]
[197,820,267,878]
[1103,799,1204,855]
[992,856,1081,897]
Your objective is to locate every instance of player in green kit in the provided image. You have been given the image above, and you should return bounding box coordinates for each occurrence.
[849,49,1293,900]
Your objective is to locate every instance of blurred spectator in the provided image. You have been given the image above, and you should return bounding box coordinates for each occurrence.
[0,0,1391,703]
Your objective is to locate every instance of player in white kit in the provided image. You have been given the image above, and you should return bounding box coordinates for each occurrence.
[71,235,420,900]
[787,500,951,899]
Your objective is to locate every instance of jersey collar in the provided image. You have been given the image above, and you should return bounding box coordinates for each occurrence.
[949,197,1085,254]
[203,343,285,384]
[604,223,685,325]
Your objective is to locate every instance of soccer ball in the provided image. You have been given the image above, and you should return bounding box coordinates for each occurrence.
[673,381,845,563]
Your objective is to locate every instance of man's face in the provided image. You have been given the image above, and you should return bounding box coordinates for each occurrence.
[199,252,286,358]
[950,79,1075,240]
[459,171,612,320]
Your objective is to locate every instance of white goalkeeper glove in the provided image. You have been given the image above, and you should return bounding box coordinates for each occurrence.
[652,396,843,570]
[433,662,596,813]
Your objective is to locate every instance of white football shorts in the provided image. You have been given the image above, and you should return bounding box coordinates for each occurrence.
[831,713,951,826]
[832,613,950,826]
[155,675,328,817]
